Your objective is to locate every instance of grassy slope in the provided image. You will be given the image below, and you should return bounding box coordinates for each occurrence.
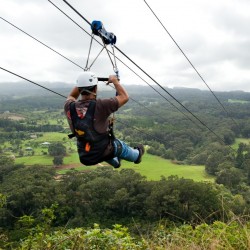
[15,155,54,165]
[14,132,216,182]
[22,153,213,181]
[121,153,214,182]
[19,136,250,182]
[228,99,250,104]
[34,132,67,142]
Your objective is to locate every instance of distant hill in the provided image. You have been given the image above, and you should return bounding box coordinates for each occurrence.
[1,81,250,102]
[0,81,71,96]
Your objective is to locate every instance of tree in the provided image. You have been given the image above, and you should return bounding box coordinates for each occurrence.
[0,155,14,167]
[235,143,246,169]
[205,152,225,175]
[145,176,225,223]
[242,159,250,185]
[0,193,6,208]
[242,123,250,138]
[0,165,57,228]
[164,149,175,160]
[53,156,63,166]
[173,139,193,161]
[216,167,243,189]
[191,152,208,165]
[222,129,235,145]
[48,143,66,157]
[19,150,24,157]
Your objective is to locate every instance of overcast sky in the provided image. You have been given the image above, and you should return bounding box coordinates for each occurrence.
[1,0,250,92]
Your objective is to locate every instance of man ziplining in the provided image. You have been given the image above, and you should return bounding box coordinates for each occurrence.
[64,71,144,168]
[64,20,144,168]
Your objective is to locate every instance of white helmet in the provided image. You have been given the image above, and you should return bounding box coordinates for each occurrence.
[76,71,98,87]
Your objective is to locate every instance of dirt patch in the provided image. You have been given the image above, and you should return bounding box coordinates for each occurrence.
[55,162,110,170]
[54,163,111,180]
[55,164,80,170]
[1,113,26,121]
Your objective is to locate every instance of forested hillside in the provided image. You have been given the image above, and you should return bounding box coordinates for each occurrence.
[1,83,250,249]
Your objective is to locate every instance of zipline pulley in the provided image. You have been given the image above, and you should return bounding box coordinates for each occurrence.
[84,20,119,79]
[91,20,116,45]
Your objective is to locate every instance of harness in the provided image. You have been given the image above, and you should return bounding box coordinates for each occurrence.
[68,100,113,165]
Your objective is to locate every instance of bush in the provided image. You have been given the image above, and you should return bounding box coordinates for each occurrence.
[20,224,147,250]
[149,220,250,250]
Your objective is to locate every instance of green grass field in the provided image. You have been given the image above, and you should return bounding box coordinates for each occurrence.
[15,135,250,183]
[15,155,54,165]
[16,151,213,182]
[121,153,214,182]
[228,99,250,104]
[11,130,216,181]
[12,132,250,182]
[34,132,67,142]
[15,151,79,166]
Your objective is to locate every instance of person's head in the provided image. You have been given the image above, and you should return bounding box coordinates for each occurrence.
[76,71,98,96]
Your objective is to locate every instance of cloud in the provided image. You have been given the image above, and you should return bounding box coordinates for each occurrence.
[0,0,250,92]
[214,3,250,37]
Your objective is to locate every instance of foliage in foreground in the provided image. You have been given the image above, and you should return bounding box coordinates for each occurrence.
[2,205,249,250]
[14,220,250,250]
[1,164,246,232]
[1,162,250,249]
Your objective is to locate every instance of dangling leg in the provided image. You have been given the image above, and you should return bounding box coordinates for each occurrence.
[106,139,144,168]
[106,157,120,168]
[113,139,138,161]
[114,139,144,163]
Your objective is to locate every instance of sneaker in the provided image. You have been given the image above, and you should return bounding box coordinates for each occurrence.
[113,158,121,169]
[134,144,145,164]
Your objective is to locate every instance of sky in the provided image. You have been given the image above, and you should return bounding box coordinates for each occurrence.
[0,0,250,92]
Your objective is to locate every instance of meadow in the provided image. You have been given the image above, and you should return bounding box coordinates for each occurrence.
[228,99,250,104]
[12,128,250,182]
[16,150,213,182]
[13,130,213,182]
[16,154,212,182]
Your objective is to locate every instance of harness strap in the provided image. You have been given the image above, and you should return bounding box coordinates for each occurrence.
[68,101,96,139]
[68,102,76,139]
[108,117,115,140]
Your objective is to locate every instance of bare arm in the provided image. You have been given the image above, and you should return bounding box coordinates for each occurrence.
[67,86,80,101]
[108,75,129,107]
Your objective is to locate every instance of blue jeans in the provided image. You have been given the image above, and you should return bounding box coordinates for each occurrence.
[106,139,139,168]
